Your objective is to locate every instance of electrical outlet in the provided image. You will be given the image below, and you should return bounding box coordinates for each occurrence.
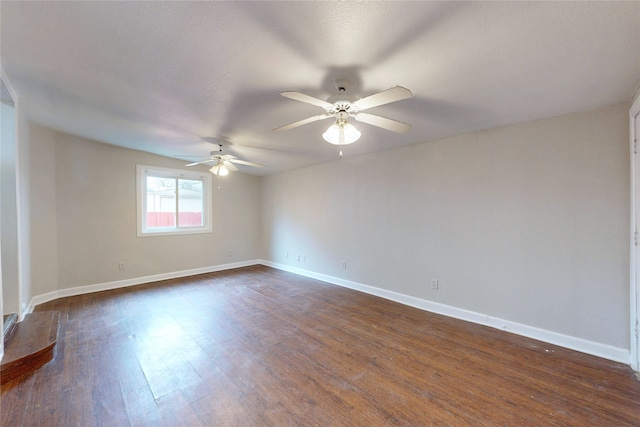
[297,254,301,261]
[227,250,233,258]
[430,279,439,290]
[118,261,126,270]
[342,260,347,269]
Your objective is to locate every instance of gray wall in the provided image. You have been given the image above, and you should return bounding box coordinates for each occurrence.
[27,126,262,292]
[261,103,630,349]
[27,124,57,297]
[1,99,19,314]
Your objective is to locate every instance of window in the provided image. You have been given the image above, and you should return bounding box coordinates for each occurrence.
[137,165,212,236]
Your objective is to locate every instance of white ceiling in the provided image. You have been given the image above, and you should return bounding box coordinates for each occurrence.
[2,2,640,175]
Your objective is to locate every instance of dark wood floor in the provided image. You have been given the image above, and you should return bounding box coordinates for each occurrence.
[2,265,639,426]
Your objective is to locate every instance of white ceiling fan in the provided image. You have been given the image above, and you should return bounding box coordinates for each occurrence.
[273,79,413,146]
[185,144,263,176]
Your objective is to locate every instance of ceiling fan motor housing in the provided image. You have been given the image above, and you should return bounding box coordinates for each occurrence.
[327,101,358,117]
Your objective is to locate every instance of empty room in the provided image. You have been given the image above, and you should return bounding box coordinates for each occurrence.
[2,1,640,426]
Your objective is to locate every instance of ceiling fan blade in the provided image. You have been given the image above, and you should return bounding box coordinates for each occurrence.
[280,91,334,109]
[223,161,238,172]
[229,159,264,168]
[354,113,412,133]
[272,114,331,132]
[220,154,236,160]
[185,159,215,166]
[352,86,413,111]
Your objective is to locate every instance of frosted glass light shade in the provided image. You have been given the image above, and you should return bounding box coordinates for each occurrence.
[210,163,229,176]
[322,122,361,145]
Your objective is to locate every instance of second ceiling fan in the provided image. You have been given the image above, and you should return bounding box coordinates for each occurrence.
[273,79,413,146]
[185,144,263,176]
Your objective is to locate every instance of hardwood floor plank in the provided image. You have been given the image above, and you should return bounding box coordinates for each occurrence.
[0,370,35,425]
[90,379,130,427]
[121,384,162,427]
[60,382,95,427]
[188,367,265,427]
[156,389,203,427]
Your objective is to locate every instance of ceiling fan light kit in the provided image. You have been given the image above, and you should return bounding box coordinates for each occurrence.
[322,119,361,145]
[209,164,229,176]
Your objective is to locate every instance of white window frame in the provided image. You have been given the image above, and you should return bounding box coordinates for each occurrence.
[136,164,212,237]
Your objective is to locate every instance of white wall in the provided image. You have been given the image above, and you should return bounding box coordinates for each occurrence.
[261,103,630,350]
[28,128,261,293]
[16,93,31,315]
[1,91,19,315]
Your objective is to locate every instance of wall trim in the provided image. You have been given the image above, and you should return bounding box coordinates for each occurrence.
[260,260,630,365]
[26,259,261,313]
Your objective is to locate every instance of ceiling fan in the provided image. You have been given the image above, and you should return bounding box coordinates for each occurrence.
[185,144,263,176]
[273,79,413,146]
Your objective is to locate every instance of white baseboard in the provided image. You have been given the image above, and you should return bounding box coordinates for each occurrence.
[260,260,630,365]
[25,258,630,365]
[26,259,261,313]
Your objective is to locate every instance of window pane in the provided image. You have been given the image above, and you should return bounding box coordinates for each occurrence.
[146,176,176,228]
[137,165,211,237]
[178,179,203,227]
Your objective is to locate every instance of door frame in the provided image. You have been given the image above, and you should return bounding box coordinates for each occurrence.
[630,89,640,371]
